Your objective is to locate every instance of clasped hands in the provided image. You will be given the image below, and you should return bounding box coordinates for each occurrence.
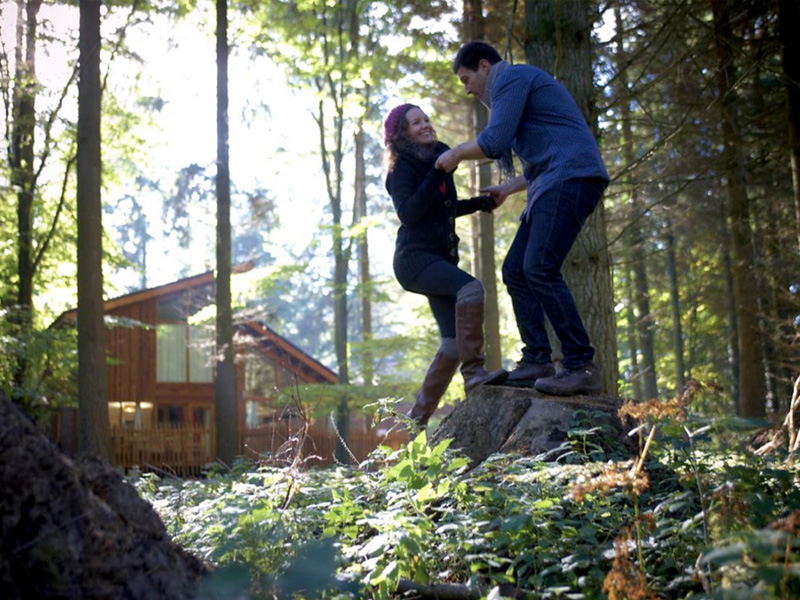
[437,147,512,210]
[435,148,460,174]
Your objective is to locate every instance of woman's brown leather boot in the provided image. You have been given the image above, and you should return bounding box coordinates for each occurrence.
[407,350,460,429]
[456,302,508,392]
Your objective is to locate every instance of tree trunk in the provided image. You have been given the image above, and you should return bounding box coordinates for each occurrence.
[215,0,238,464]
[710,0,766,417]
[315,22,351,461]
[777,0,800,253]
[719,213,739,408]
[624,262,643,402]
[354,121,373,386]
[615,6,658,400]
[9,0,42,403]
[750,44,788,414]
[524,0,618,394]
[664,218,686,394]
[475,110,502,372]
[77,0,110,460]
[463,0,502,371]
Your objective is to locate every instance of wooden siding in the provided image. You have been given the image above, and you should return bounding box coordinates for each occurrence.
[154,382,216,404]
[107,300,156,403]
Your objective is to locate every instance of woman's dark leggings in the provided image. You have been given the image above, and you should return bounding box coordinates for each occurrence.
[405,259,480,340]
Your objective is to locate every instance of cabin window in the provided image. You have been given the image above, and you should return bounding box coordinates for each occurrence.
[108,401,153,429]
[244,355,277,398]
[243,354,278,428]
[157,405,184,425]
[245,400,275,428]
[156,323,213,383]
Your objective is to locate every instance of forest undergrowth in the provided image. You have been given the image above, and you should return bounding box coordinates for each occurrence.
[135,381,800,600]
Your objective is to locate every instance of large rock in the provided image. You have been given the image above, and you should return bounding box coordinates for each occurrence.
[430,385,630,467]
[0,396,207,600]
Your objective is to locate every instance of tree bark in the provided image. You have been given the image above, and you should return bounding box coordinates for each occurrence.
[523,0,618,394]
[215,0,238,464]
[710,0,766,417]
[77,0,110,459]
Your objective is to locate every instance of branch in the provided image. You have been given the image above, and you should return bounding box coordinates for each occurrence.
[33,150,75,274]
[35,0,140,192]
[313,91,336,206]
[100,0,142,94]
[0,3,12,157]
[33,62,78,190]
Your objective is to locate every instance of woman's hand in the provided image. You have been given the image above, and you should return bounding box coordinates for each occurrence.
[435,140,487,172]
[435,148,460,173]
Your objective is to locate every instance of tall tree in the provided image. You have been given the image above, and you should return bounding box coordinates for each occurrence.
[8,0,42,402]
[524,0,618,394]
[77,0,110,459]
[777,0,800,252]
[215,0,238,464]
[663,215,686,394]
[463,0,502,371]
[615,5,658,400]
[710,0,766,417]
[354,112,374,386]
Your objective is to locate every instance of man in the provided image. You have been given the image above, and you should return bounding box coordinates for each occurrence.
[435,41,609,396]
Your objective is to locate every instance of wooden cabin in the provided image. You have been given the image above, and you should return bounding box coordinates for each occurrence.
[53,269,407,473]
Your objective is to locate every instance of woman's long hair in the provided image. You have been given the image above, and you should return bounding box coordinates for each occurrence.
[383,111,439,174]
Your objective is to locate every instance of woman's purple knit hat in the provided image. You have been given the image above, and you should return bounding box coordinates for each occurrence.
[383,103,417,146]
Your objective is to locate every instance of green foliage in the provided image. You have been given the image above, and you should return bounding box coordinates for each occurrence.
[0,312,78,416]
[135,405,800,599]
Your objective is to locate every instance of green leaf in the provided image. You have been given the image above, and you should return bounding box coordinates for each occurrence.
[702,543,746,566]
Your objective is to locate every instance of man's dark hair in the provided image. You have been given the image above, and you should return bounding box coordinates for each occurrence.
[453,41,502,73]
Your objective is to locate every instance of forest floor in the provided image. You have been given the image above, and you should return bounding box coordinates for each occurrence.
[135,394,800,600]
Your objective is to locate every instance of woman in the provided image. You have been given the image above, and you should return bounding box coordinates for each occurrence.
[383,103,508,430]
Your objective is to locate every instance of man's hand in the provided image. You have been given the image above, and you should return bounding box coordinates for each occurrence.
[435,148,460,173]
[479,183,511,208]
[480,175,526,207]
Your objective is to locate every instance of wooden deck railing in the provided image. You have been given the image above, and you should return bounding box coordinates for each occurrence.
[111,424,214,477]
[111,423,409,476]
[241,424,409,467]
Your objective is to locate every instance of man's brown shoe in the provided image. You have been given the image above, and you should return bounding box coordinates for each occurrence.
[534,362,600,396]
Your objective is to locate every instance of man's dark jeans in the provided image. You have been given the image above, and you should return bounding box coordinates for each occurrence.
[502,177,606,371]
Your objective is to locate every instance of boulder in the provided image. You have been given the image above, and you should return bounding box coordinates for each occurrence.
[429,385,631,467]
[0,396,207,600]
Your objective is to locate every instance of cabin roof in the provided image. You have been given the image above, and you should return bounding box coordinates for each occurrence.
[51,265,338,384]
[239,321,338,384]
